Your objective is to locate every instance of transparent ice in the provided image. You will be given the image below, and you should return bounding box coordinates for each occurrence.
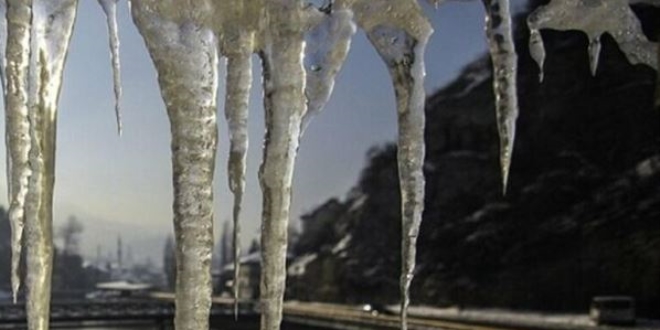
[1,1,658,330]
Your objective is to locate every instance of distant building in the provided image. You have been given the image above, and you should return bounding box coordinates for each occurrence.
[214,252,261,300]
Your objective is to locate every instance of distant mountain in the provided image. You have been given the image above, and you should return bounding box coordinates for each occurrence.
[287,3,660,317]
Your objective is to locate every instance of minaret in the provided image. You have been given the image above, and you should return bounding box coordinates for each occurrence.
[117,235,123,271]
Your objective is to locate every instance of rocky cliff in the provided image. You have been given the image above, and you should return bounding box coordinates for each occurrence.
[287,2,660,317]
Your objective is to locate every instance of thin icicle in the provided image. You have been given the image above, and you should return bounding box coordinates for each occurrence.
[302,7,355,133]
[0,1,8,208]
[588,37,601,76]
[258,2,308,329]
[0,1,7,93]
[482,0,518,194]
[221,31,254,319]
[97,0,123,135]
[215,0,261,318]
[5,0,33,304]
[22,1,78,329]
[528,28,545,82]
[427,0,442,9]
[352,1,432,329]
[656,44,660,108]
[131,3,219,330]
[528,0,657,74]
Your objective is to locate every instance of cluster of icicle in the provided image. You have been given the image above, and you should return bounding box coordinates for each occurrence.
[1,0,657,330]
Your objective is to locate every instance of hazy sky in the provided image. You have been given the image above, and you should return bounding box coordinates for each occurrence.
[0,1,525,262]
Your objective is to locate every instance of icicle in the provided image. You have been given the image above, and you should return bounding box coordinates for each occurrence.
[215,0,261,318]
[5,0,33,304]
[97,0,123,135]
[131,3,218,330]
[258,2,308,330]
[220,31,254,319]
[302,7,355,134]
[427,0,442,9]
[352,1,432,329]
[588,37,601,76]
[656,44,660,108]
[528,28,545,82]
[528,0,657,73]
[482,0,518,194]
[11,1,78,329]
[0,1,7,92]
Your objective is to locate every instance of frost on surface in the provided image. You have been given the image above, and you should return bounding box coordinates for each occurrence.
[350,0,432,329]
[2,0,78,329]
[482,0,518,194]
[528,0,658,76]
[96,0,123,135]
[131,2,218,330]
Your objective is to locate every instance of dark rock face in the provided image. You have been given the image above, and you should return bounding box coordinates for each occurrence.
[288,4,660,317]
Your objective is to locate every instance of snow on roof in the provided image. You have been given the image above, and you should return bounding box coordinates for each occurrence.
[96,281,153,291]
[221,251,264,272]
[287,253,318,277]
[331,234,352,254]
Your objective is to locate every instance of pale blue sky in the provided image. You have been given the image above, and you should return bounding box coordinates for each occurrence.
[0,1,525,262]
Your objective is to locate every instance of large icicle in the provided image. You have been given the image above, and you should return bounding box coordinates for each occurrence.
[301,5,355,133]
[22,1,78,329]
[96,0,123,135]
[351,1,432,329]
[258,2,309,329]
[131,2,219,330]
[5,0,33,303]
[528,0,658,75]
[482,0,518,194]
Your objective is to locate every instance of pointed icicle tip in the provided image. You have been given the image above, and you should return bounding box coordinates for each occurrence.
[427,0,442,9]
[528,28,545,83]
[501,163,510,195]
[97,0,123,136]
[588,36,601,76]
